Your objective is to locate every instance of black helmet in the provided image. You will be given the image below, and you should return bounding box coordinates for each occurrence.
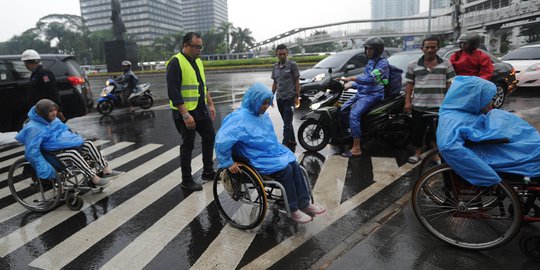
[363,37,385,57]
[457,31,482,49]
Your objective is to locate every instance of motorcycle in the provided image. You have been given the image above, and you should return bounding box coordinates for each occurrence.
[297,80,411,152]
[96,79,153,115]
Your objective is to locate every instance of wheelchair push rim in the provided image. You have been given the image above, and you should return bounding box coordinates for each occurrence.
[412,164,522,250]
[8,158,62,212]
[213,165,268,229]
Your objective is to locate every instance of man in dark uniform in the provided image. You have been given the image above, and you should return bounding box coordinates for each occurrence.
[166,32,216,191]
[21,49,65,122]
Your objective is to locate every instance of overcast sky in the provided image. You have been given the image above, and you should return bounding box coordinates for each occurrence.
[0,0,429,42]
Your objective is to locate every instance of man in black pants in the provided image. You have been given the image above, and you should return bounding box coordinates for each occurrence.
[166,32,216,191]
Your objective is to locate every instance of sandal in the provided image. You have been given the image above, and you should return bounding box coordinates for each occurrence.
[407,155,421,164]
[341,151,361,158]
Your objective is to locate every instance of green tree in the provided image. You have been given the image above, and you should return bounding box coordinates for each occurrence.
[218,22,234,56]
[519,22,540,43]
[231,27,255,53]
[202,28,225,54]
[304,31,337,53]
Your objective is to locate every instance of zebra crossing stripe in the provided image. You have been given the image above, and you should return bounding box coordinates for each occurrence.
[0,141,132,201]
[0,144,169,254]
[311,155,349,210]
[100,160,214,270]
[0,145,24,158]
[0,143,159,224]
[30,151,199,269]
[241,161,416,270]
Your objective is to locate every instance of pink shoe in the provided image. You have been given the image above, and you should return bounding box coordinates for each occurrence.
[291,210,313,224]
[302,204,326,216]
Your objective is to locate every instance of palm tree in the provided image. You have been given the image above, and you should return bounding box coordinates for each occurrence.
[218,22,234,58]
[230,27,255,53]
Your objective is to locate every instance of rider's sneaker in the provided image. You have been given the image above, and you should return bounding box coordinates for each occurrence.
[97,170,124,180]
[291,210,313,224]
[301,204,326,216]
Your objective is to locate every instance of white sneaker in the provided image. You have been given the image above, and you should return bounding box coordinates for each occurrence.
[291,210,313,224]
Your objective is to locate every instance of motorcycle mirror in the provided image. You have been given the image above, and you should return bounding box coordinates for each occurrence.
[328,68,333,74]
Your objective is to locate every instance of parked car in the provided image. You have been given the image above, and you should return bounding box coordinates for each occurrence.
[0,54,90,132]
[299,48,401,97]
[500,43,540,88]
[387,46,517,108]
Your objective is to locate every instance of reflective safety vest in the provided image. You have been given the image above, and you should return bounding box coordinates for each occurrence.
[166,53,207,111]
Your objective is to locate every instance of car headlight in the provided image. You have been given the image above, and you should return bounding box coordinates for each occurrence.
[310,102,322,110]
[313,73,326,82]
[526,63,540,72]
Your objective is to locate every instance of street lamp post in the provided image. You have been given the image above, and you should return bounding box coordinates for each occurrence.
[427,0,432,37]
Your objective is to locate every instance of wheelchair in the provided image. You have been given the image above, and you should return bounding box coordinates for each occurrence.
[412,151,540,250]
[7,151,106,212]
[212,161,313,230]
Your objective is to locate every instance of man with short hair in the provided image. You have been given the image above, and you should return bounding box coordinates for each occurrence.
[166,32,216,191]
[404,36,455,164]
[21,49,65,122]
[271,44,300,151]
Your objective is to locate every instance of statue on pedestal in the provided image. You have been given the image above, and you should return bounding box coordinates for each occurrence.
[111,0,126,40]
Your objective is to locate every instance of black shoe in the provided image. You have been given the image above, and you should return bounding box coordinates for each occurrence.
[202,171,216,181]
[180,180,203,191]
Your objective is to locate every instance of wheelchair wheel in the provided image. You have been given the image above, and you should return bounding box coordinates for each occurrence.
[213,164,268,229]
[8,158,62,212]
[65,190,84,211]
[412,164,522,250]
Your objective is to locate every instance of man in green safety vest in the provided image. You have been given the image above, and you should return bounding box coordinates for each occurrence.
[166,32,216,191]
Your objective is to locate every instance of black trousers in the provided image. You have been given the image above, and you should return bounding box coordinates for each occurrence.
[411,108,437,148]
[172,111,215,182]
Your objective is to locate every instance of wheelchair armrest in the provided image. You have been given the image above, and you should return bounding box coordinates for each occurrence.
[41,150,66,171]
[464,138,510,147]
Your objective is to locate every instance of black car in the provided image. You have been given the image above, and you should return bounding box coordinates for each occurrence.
[299,48,401,97]
[0,54,91,132]
[387,46,517,108]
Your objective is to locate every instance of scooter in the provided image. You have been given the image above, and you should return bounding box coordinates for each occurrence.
[297,80,411,152]
[96,79,153,115]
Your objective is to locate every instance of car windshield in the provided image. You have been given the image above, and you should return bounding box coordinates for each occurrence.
[501,47,540,60]
[313,54,351,69]
[387,52,422,72]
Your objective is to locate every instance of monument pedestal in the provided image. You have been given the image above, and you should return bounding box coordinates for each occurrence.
[104,40,138,72]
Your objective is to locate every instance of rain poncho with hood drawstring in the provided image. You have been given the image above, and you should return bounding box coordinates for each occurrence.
[215,83,296,175]
[437,76,540,186]
[15,100,84,180]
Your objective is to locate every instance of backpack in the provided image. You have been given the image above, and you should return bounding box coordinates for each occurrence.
[374,58,403,97]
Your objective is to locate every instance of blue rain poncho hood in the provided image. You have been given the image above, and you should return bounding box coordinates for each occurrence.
[215,83,296,174]
[15,105,84,179]
[437,76,540,186]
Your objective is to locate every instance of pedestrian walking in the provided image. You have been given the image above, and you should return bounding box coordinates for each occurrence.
[21,49,65,122]
[166,32,216,191]
[271,44,300,151]
[404,36,455,164]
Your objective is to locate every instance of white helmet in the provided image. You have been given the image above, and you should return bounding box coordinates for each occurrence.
[21,49,41,61]
[122,60,132,66]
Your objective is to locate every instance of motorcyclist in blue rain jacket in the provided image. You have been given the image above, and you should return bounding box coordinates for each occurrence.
[338,37,390,157]
[437,76,540,186]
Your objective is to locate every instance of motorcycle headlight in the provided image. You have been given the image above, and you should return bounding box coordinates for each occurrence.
[310,102,322,110]
[313,73,326,82]
[106,80,110,86]
[526,63,540,72]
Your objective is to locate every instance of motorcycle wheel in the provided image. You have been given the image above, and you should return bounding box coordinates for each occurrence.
[97,101,114,115]
[139,95,153,110]
[384,116,412,147]
[298,119,331,152]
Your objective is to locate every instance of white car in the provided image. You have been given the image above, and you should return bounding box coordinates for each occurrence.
[501,44,540,88]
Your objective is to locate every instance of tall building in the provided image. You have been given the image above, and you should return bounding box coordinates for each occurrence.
[371,0,420,31]
[432,0,452,9]
[80,0,183,46]
[181,0,228,34]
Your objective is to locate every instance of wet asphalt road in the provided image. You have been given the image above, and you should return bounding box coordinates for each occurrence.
[0,72,539,269]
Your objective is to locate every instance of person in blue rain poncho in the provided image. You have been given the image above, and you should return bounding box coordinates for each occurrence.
[215,83,326,224]
[338,37,389,157]
[437,76,540,186]
[16,99,121,187]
